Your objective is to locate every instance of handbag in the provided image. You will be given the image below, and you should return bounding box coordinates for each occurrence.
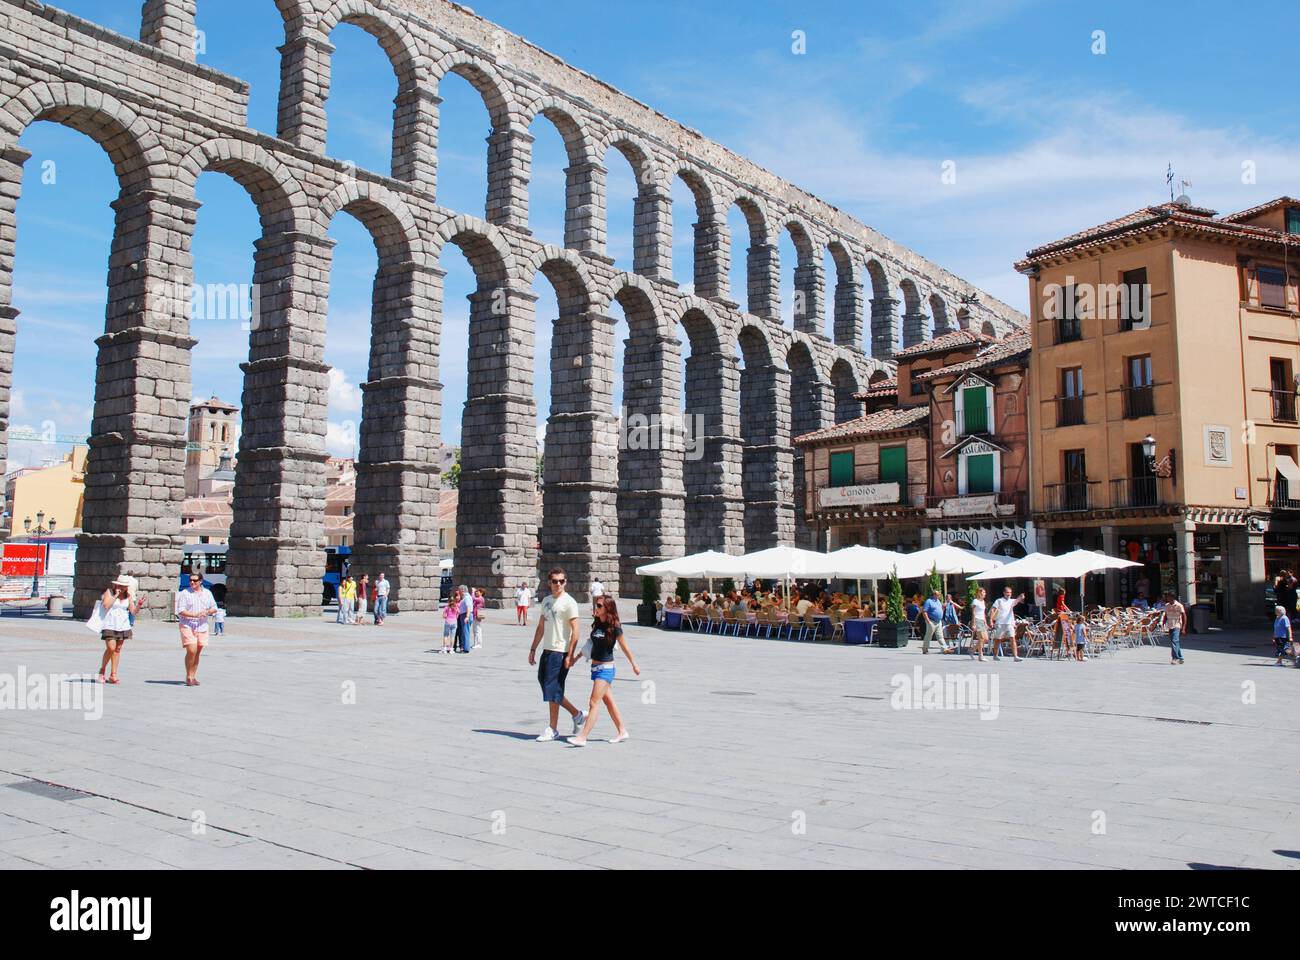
[85,601,104,634]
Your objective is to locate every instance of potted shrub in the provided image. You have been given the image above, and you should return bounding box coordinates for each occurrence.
[675,578,691,604]
[876,569,910,647]
[636,575,658,626]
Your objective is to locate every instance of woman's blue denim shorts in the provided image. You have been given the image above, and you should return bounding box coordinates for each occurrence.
[590,663,615,683]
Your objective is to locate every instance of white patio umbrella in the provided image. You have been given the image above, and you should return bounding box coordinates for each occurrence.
[968,549,1139,609]
[635,550,744,595]
[893,543,1005,600]
[727,545,837,608]
[826,544,908,611]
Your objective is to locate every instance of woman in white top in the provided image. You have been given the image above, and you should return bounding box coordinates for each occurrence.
[970,587,990,661]
[97,577,140,684]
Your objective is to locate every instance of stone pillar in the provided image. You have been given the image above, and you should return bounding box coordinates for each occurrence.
[790,380,832,550]
[740,362,787,551]
[748,242,780,322]
[278,29,334,154]
[902,310,930,348]
[1228,527,1267,626]
[834,279,865,350]
[1100,524,1119,607]
[1174,518,1197,607]
[350,260,444,612]
[486,126,532,234]
[455,284,538,607]
[564,159,606,255]
[618,331,685,595]
[540,311,619,599]
[391,82,439,185]
[225,230,335,617]
[870,297,900,359]
[693,219,729,300]
[683,349,743,556]
[792,257,823,335]
[73,188,200,617]
[0,146,32,486]
[633,187,673,282]
[141,0,197,62]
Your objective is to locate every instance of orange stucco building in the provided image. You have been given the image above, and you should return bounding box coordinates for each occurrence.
[1018,196,1300,624]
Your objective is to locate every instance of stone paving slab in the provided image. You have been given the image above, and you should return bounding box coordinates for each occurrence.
[0,607,1296,869]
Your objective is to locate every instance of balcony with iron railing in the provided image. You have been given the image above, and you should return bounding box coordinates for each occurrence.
[1271,389,1298,423]
[1122,384,1155,419]
[1042,480,1098,512]
[1056,395,1085,427]
[1109,476,1165,509]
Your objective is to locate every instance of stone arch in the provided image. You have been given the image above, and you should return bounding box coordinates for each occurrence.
[0,82,169,191]
[726,193,777,319]
[830,356,863,424]
[680,303,740,554]
[981,320,997,337]
[782,216,821,334]
[316,178,423,264]
[826,239,862,348]
[672,164,725,296]
[430,214,516,286]
[178,137,312,233]
[869,368,890,385]
[430,51,517,132]
[899,277,929,347]
[671,296,726,355]
[956,306,972,330]
[610,277,678,592]
[864,257,892,301]
[319,0,425,76]
[522,97,599,250]
[786,337,830,548]
[601,135,670,280]
[523,244,596,314]
[737,321,785,551]
[930,292,953,335]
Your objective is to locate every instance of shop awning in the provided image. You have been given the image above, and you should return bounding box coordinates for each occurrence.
[1277,454,1300,485]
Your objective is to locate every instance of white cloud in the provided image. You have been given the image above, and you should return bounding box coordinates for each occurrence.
[327,366,362,414]
[325,420,358,458]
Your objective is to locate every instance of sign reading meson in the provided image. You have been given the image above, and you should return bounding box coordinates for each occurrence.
[818,482,901,509]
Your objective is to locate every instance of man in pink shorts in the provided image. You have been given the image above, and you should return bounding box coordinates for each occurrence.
[175,573,218,686]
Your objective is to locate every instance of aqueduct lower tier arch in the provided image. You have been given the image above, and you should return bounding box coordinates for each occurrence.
[0,0,1020,614]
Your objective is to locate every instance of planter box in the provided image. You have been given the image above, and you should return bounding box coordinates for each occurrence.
[875,621,910,648]
[636,603,657,627]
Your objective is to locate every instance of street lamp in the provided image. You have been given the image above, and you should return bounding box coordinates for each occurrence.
[23,512,56,595]
[1142,434,1176,481]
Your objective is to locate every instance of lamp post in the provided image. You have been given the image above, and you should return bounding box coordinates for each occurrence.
[22,512,56,596]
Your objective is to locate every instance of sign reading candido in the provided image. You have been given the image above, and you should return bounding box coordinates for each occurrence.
[818,482,901,509]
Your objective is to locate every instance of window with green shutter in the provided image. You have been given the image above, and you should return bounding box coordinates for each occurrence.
[829,451,855,487]
[965,453,996,494]
[961,386,988,435]
[879,446,907,495]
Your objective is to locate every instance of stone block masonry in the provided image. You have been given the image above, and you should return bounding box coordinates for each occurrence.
[0,0,1023,614]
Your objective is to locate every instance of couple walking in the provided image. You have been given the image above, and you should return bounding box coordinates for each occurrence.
[528,567,639,746]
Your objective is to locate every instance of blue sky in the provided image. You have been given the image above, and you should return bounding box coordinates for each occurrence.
[10,0,1299,466]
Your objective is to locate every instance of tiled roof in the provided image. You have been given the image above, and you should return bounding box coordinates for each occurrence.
[915,330,1032,381]
[184,514,230,533]
[190,395,238,412]
[182,496,232,518]
[893,328,993,360]
[1017,199,1300,269]
[853,377,897,400]
[326,481,355,504]
[794,404,929,445]
[1220,196,1300,223]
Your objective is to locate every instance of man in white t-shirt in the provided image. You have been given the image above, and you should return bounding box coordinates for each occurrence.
[528,568,586,741]
[989,586,1023,661]
[589,577,605,615]
[515,581,532,626]
[175,573,218,686]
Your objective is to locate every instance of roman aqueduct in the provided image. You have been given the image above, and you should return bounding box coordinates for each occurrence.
[0,0,1023,614]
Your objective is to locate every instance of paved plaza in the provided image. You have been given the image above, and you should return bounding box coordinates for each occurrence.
[0,604,1295,870]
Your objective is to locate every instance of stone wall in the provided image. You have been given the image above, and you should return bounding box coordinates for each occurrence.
[0,0,1024,613]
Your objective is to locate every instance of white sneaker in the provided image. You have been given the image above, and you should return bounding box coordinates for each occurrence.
[609,732,629,744]
[572,710,587,735]
[536,727,558,742]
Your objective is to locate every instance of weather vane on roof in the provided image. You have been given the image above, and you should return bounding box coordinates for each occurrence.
[1166,163,1175,202]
